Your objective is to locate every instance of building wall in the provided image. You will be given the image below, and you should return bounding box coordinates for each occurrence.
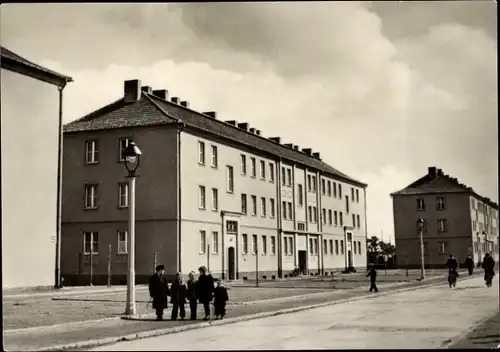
[1,69,59,288]
[61,126,179,282]
[470,196,499,263]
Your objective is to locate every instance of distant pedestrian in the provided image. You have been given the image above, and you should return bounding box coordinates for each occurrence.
[170,272,187,320]
[213,279,229,320]
[366,264,378,293]
[197,266,215,320]
[465,255,474,275]
[186,271,198,320]
[482,253,495,282]
[148,265,170,321]
[446,255,459,275]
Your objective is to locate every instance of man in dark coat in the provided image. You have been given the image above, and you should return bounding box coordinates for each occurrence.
[148,265,170,321]
[482,253,496,278]
[197,266,214,320]
[366,264,378,293]
[465,255,474,275]
[170,272,187,320]
[446,255,459,272]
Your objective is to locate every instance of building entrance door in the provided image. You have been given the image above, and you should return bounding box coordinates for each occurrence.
[298,250,307,275]
[348,251,353,267]
[228,247,236,280]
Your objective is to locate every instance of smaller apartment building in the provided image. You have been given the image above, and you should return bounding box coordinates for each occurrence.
[392,167,498,268]
[61,79,368,285]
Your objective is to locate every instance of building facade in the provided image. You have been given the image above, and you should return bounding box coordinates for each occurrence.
[392,166,499,269]
[1,47,72,288]
[61,79,368,285]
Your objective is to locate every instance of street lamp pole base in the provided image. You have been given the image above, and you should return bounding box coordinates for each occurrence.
[125,305,137,316]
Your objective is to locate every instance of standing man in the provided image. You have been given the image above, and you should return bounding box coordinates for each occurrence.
[197,266,214,320]
[465,255,474,275]
[148,265,170,321]
[482,253,495,281]
[366,264,379,293]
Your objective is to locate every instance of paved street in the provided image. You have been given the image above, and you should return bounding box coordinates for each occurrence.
[93,276,498,350]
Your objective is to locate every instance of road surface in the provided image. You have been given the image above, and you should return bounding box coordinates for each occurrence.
[93,276,498,350]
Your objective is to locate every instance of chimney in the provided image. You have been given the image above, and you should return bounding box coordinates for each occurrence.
[225,120,237,126]
[203,111,217,119]
[237,122,249,131]
[249,128,256,134]
[302,148,312,155]
[152,89,168,100]
[124,79,141,103]
[180,101,189,108]
[141,86,153,94]
[313,152,321,159]
[437,169,443,176]
[293,145,299,151]
[283,143,294,148]
[171,97,180,104]
[428,166,437,177]
[255,130,261,136]
[269,137,281,144]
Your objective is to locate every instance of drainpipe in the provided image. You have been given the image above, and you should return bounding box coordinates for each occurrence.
[317,171,323,276]
[176,121,185,273]
[55,83,67,289]
[277,158,283,278]
[363,187,368,268]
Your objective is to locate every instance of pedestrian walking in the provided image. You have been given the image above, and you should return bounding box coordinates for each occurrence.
[366,264,378,293]
[186,271,198,320]
[465,255,474,275]
[482,253,495,286]
[148,265,170,321]
[213,279,229,320]
[170,272,187,320]
[197,266,215,320]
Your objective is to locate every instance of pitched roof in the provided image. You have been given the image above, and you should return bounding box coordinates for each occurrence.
[1,46,73,86]
[391,167,498,210]
[64,91,366,187]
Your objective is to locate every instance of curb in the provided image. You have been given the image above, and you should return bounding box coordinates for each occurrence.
[440,310,499,349]
[31,275,467,352]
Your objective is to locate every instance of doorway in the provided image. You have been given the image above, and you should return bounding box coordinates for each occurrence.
[228,247,236,280]
[348,251,353,267]
[298,250,307,275]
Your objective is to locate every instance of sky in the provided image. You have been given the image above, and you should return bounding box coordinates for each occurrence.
[1,2,497,244]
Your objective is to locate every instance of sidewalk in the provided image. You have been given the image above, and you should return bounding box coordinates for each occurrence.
[3,272,462,351]
[447,312,500,349]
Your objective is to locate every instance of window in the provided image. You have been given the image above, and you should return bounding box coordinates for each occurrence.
[226,166,234,193]
[345,196,350,213]
[436,197,445,210]
[353,241,357,255]
[200,231,206,253]
[210,145,218,168]
[335,240,339,255]
[198,141,205,165]
[322,208,327,224]
[288,237,294,256]
[327,181,332,197]
[352,214,356,227]
[226,220,238,234]
[83,232,99,254]
[313,207,318,223]
[241,155,247,175]
[322,179,326,195]
[339,212,343,226]
[338,184,342,198]
[357,215,360,228]
[118,183,129,208]
[323,239,327,255]
[439,241,447,254]
[260,160,266,179]
[288,202,293,220]
[473,220,477,231]
[282,167,286,186]
[328,210,333,225]
[358,241,362,255]
[212,232,219,254]
[314,238,319,255]
[329,239,333,255]
[84,184,99,209]
[262,235,267,255]
[117,231,127,254]
[251,195,257,216]
[269,163,275,182]
[242,234,248,254]
[356,189,359,202]
[340,240,344,254]
[199,186,206,209]
[270,198,275,218]
[211,188,218,211]
[85,140,99,164]
[283,201,287,219]
[471,198,475,210]
[309,238,314,255]
[312,176,317,192]
[333,182,337,197]
[252,235,257,254]
[251,158,256,177]
[307,175,312,192]
[241,194,247,214]
[438,219,447,232]
[417,198,425,211]
[351,187,355,201]
[119,138,132,161]
[261,197,267,217]
[308,206,312,222]
[271,236,276,255]
[287,169,292,187]
[284,237,289,255]
[298,184,304,207]
[334,211,338,226]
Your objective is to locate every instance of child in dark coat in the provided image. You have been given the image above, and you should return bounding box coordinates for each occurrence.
[366,265,379,293]
[170,272,187,320]
[186,271,198,320]
[213,279,229,319]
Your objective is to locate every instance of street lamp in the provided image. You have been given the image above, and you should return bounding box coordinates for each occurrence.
[123,141,142,316]
[417,217,425,280]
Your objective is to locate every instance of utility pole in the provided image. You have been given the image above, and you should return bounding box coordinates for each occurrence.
[107,244,112,287]
[417,218,425,280]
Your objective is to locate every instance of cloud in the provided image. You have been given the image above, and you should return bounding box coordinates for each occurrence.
[2,3,497,243]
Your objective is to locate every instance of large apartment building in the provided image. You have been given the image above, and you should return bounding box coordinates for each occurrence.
[61,79,368,285]
[391,166,499,268]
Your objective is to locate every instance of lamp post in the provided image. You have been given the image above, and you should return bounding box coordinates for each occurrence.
[417,217,425,280]
[123,141,142,316]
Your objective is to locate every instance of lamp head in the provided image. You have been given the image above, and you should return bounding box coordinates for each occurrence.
[124,141,142,174]
[416,217,425,230]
